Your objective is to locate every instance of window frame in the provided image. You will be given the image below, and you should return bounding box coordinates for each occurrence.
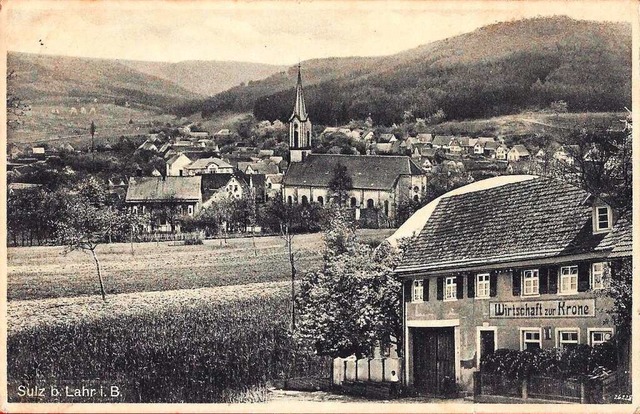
[555,328,580,349]
[594,205,612,233]
[591,262,606,290]
[412,279,424,302]
[587,328,614,347]
[476,273,490,299]
[522,269,539,296]
[559,265,579,295]
[444,276,457,302]
[520,328,542,351]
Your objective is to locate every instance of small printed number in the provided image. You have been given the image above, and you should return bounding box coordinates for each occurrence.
[614,394,632,401]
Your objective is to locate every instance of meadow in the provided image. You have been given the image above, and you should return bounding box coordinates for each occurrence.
[7,230,392,301]
[7,229,393,403]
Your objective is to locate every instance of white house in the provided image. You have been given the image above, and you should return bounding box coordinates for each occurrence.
[507,145,531,162]
[166,153,192,176]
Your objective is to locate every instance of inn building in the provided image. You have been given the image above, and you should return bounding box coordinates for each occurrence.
[391,175,631,395]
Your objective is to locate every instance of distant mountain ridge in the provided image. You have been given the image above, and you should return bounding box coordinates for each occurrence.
[120,60,287,97]
[7,52,286,110]
[175,16,631,125]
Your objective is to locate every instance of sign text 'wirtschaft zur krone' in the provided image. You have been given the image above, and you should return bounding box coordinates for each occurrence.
[489,299,596,318]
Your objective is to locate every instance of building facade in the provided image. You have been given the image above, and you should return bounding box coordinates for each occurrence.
[392,175,631,395]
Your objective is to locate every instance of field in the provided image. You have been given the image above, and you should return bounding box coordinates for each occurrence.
[8,101,177,146]
[6,229,393,403]
[8,230,392,301]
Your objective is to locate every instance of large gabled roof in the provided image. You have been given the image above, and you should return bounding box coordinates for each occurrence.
[395,176,626,274]
[283,154,423,191]
[126,176,201,202]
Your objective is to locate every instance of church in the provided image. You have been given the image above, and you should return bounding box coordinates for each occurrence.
[282,67,427,226]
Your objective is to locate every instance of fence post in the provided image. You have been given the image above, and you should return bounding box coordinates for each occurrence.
[522,379,528,399]
[580,382,586,404]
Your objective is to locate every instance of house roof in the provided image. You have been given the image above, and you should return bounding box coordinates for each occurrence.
[166,153,190,165]
[511,144,530,155]
[432,135,453,146]
[379,133,395,142]
[416,133,433,143]
[595,210,632,257]
[238,162,279,175]
[484,141,499,150]
[477,137,496,144]
[126,176,201,202]
[185,157,232,170]
[395,176,623,274]
[266,174,283,184]
[283,154,423,191]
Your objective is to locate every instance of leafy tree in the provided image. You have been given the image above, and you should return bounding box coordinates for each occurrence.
[328,163,352,205]
[295,207,404,358]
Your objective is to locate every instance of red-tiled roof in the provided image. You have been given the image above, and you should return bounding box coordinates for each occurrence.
[283,154,423,191]
[396,177,624,274]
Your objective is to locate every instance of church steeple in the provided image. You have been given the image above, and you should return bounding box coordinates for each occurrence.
[290,64,308,122]
[289,64,312,163]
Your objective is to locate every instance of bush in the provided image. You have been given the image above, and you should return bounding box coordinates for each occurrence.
[184,236,203,245]
[481,341,618,381]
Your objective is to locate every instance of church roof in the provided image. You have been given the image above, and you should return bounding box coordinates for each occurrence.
[283,154,423,191]
[289,65,309,122]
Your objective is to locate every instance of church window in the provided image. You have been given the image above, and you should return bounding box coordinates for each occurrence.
[317,196,324,206]
[294,131,299,148]
[366,199,374,208]
[301,195,309,205]
[384,200,389,215]
[350,197,357,207]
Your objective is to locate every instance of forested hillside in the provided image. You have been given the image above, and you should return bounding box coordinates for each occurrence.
[175,17,631,125]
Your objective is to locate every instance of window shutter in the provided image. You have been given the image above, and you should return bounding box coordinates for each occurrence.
[456,275,464,299]
[436,277,444,301]
[490,271,498,297]
[467,273,475,298]
[578,262,590,292]
[423,279,429,302]
[539,267,549,294]
[512,269,521,296]
[404,280,412,302]
[548,266,558,294]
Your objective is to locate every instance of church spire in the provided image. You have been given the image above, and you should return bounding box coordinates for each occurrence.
[290,64,308,121]
[288,64,312,163]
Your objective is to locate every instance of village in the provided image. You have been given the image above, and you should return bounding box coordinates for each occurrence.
[4,4,635,409]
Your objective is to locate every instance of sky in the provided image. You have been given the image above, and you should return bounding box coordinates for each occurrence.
[4,0,635,66]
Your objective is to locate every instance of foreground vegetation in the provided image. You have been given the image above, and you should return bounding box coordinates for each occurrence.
[8,288,329,403]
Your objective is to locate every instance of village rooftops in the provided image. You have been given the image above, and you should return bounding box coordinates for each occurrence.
[283,154,423,191]
[394,176,629,275]
[185,157,232,170]
[126,176,201,203]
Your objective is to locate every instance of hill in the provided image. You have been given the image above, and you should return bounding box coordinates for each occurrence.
[7,52,199,110]
[176,16,631,125]
[120,60,286,97]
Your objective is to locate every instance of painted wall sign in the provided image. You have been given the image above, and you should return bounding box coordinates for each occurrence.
[489,298,596,318]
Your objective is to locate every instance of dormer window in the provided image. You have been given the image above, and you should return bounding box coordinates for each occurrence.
[593,205,612,233]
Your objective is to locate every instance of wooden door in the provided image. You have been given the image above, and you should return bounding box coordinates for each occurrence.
[412,327,455,395]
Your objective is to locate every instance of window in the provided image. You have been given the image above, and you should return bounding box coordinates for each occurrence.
[523,269,539,296]
[521,328,542,350]
[188,205,194,216]
[317,196,324,206]
[366,199,374,208]
[476,273,490,298]
[559,266,578,294]
[287,196,292,205]
[556,328,580,350]
[594,206,612,233]
[412,280,423,302]
[588,329,614,346]
[350,197,357,207]
[444,276,457,301]
[591,262,606,290]
[413,195,419,202]
[301,195,308,205]
[133,206,138,214]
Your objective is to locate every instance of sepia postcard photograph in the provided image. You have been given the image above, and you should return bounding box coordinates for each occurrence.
[1,0,638,412]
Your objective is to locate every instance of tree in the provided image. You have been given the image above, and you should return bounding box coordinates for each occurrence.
[328,163,352,205]
[295,207,404,358]
[56,192,120,301]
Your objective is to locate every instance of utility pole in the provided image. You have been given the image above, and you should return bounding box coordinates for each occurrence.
[90,120,96,164]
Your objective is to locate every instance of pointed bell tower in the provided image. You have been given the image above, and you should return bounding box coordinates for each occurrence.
[289,64,312,162]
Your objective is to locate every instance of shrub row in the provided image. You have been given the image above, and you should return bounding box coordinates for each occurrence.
[481,342,617,381]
